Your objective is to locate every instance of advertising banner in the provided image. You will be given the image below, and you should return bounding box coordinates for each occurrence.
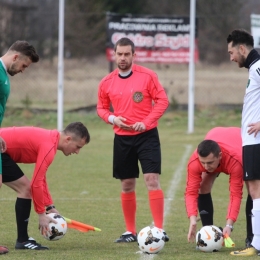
[251,14,260,49]
[106,13,199,63]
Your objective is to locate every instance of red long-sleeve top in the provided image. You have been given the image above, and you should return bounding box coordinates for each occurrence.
[0,126,59,214]
[97,64,169,135]
[185,127,243,222]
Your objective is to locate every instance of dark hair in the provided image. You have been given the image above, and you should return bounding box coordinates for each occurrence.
[197,140,220,158]
[63,122,90,144]
[227,29,254,48]
[8,40,39,62]
[114,37,135,53]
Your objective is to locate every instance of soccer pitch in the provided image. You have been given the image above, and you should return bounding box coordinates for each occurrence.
[0,109,248,259]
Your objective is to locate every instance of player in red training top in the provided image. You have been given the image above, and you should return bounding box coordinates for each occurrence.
[97,37,169,243]
[185,127,253,245]
[1,122,90,251]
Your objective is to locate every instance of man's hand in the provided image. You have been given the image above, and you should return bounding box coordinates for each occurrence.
[222,226,232,237]
[131,122,146,132]
[113,116,132,131]
[38,213,58,236]
[0,137,7,153]
[248,122,260,137]
[188,216,197,242]
[222,220,234,237]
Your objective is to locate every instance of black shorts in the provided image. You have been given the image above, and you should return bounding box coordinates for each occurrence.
[113,128,161,179]
[1,153,24,183]
[243,144,260,181]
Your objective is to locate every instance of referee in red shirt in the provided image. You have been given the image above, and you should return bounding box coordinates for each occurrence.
[185,127,253,246]
[97,37,169,243]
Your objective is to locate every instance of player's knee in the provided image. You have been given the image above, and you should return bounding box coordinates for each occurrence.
[144,173,160,189]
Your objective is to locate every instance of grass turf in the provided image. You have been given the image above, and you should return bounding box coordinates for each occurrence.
[0,108,249,260]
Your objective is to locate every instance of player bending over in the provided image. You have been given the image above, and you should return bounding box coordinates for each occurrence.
[1,122,90,251]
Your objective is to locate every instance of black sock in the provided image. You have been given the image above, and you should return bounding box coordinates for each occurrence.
[246,194,253,240]
[15,198,31,242]
[198,193,213,226]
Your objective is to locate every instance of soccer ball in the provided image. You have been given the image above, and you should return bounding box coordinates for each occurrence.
[42,213,67,241]
[196,225,223,252]
[137,226,165,254]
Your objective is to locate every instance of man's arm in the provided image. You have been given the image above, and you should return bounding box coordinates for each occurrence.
[185,160,203,242]
[30,147,56,211]
[31,148,58,232]
[224,161,243,235]
[97,80,113,124]
[142,75,169,128]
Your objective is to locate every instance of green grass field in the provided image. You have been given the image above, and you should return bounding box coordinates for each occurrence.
[0,108,249,260]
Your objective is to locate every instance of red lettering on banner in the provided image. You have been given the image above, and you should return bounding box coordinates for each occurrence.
[106,48,199,63]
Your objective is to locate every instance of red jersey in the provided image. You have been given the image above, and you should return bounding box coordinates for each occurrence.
[97,64,169,135]
[185,127,243,222]
[0,127,59,214]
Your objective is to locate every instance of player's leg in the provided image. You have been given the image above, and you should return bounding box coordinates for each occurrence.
[138,128,168,241]
[0,155,8,254]
[248,180,260,251]
[113,134,139,243]
[231,144,260,256]
[244,144,260,252]
[2,153,48,250]
[4,175,31,242]
[143,173,165,228]
[245,194,253,247]
[198,172,218,226]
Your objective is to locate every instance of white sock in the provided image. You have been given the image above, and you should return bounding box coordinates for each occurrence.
[251,199,260,250]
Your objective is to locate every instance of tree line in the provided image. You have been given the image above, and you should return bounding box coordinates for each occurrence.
[0,0,258,64]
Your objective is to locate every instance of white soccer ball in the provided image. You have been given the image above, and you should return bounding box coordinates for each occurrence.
[137,226,165,254]
[42,213,67,241]
[196,225,223,252]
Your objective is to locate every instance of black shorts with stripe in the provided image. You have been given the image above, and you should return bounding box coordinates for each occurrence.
[243,144,260,181]
[113,128,161,179]
[1,153,24,183]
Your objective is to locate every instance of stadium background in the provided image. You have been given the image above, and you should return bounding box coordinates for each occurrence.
[0,0,260,112]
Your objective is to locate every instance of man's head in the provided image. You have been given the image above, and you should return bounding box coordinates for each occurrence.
[59,122,90,156]
[197,140,222,172]
[227,29,254,68]
[114,37,135,72]
[2,40,39,76]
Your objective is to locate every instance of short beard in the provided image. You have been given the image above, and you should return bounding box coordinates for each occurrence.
[238,55,246,68]
[117,62,132,72]
[7,64,17,76]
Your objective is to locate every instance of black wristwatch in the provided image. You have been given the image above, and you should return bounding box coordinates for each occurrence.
[46,205,55,211]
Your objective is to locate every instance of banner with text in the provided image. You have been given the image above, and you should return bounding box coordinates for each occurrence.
[106,13,199,63]
[251,14,260,49]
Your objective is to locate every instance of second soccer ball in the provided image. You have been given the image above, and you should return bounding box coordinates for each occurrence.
[137,226,165,254]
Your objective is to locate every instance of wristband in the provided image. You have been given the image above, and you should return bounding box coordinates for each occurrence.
[46,205,55,211]
[225,224,233,231]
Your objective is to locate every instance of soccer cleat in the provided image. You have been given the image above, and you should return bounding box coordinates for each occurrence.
[0,245,8,254]
[230,247,258,256]
[245,237,253,247]
[15,237,49,250]
[163,231,169,242]
[114,232,137,243]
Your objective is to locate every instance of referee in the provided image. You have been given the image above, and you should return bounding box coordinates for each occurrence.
[97,37,169,243]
